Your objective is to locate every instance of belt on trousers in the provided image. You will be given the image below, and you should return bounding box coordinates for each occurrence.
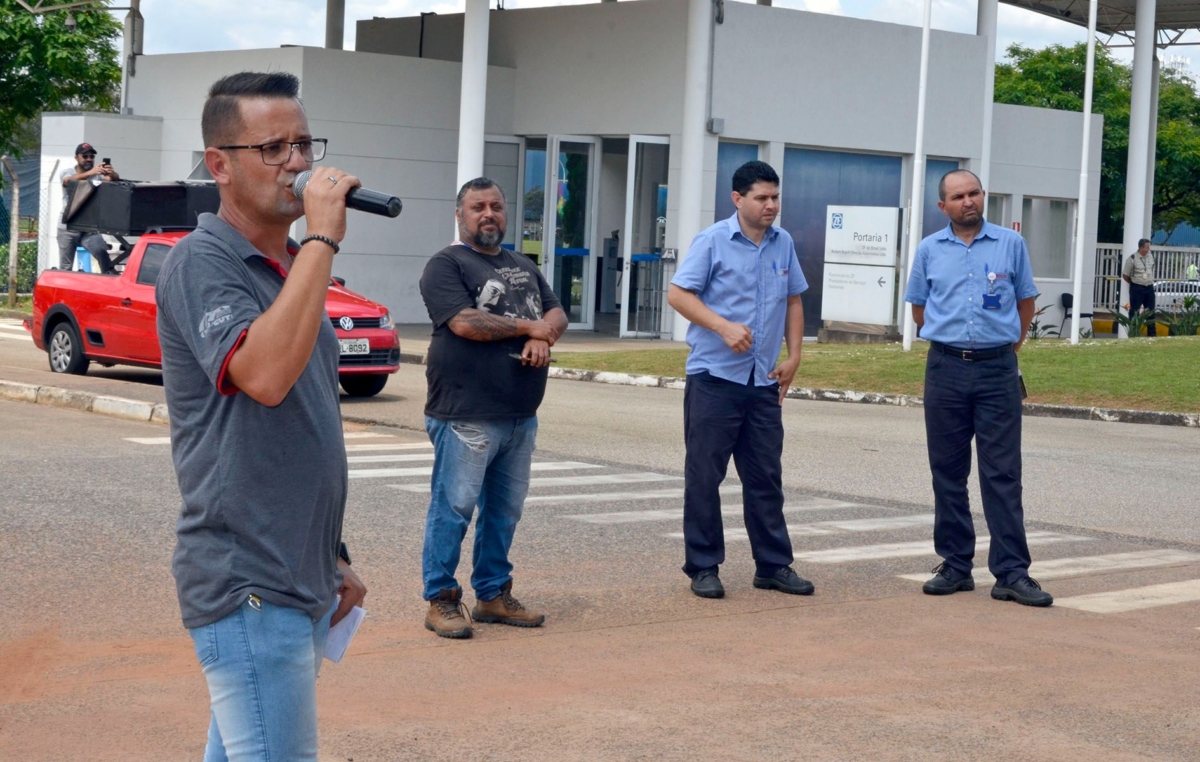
[930,342,1013,362]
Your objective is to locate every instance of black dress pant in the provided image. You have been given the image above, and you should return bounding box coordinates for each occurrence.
[923,348,1031,586]
[682,371,793,578]
[1128,283,1157,334]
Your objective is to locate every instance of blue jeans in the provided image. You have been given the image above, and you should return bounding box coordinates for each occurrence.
[188,597,333,762]
[422,416,537,601]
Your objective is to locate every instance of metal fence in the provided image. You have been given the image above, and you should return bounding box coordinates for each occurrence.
[1094,244,1200,313]
[627,256,677,336]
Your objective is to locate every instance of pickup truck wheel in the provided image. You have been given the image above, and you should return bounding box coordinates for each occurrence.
[340,374,389,398]
[48,322,90,375]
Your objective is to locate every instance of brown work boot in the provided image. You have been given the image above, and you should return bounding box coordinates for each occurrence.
[425,587,473,639]
[471,581,545,627]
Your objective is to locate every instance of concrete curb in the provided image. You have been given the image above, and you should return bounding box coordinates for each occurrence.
[4,367,1198,429]
[1,379,163,424]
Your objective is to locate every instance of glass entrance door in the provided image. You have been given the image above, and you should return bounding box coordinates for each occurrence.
[620,136,671,338]
[540,136,599,329]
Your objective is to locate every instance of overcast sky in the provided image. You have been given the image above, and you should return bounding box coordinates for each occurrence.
[114,0,1194,71]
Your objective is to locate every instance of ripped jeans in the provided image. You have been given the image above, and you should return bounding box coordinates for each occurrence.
[422,416,537,601]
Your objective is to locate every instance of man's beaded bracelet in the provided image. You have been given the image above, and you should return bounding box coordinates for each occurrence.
[300,234,340,254]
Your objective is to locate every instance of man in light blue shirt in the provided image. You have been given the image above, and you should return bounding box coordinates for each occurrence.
[667,161,812,600]
[904,169,1052,607]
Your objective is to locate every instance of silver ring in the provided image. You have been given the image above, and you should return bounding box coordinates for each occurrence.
[328,175,338,184]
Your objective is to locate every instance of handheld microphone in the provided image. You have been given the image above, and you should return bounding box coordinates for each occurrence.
[293,170,403,218]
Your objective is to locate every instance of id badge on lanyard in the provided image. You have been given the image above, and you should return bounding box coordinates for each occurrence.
[982,264,1001,310]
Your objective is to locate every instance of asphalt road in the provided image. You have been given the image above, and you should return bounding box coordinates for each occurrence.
[4,317,1200,759]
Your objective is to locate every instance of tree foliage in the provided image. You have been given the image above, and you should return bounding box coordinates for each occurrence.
[995,42,1200,243]
[0,1,122,158]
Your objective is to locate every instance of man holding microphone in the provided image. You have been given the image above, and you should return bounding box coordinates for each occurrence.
[157,72,366,761]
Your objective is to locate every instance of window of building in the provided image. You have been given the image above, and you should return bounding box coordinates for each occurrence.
[714,142,759,222]
[987,194,1011,226]
[1021,197,1072,279]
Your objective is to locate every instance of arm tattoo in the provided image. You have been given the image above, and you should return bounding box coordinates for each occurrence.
[448,308,522,341]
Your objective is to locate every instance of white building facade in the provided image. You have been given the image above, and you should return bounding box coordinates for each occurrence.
[38,0,1102,337]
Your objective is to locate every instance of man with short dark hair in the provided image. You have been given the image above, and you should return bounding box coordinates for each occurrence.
[666,160,812,600]
[157,71,366,760]
[58,142,119,269]
[905,168,1051,608]
[1123,238,1157,335]
[417,177,568,639]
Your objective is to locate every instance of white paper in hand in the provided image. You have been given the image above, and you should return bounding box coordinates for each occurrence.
[324,606,366,663]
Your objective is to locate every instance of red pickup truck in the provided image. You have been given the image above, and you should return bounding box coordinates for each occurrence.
[30,230,401,397]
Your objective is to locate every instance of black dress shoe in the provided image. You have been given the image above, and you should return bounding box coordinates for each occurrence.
[753,566,815,595]
[690,568,725,599]
[922,562,975,595]
[991,577,1053,607]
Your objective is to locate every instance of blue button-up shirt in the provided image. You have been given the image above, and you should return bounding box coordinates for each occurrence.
[671,213,808,386]
[904,221,1039,348]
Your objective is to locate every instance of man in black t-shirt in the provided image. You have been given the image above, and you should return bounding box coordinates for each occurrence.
[418,177,568,639]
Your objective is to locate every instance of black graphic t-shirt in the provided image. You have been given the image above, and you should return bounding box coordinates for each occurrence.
[420,244,562,420]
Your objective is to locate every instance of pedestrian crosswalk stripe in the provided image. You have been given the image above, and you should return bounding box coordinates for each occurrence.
[897,549,1200,586]
[567,497,870,524]
[533,486,742,507]
[0,332,30,341]
[1056,579,1200,614]
[124,437,172,445]
[795,531,1090,564]
[388,471,683,493]
[342,432,396,439]
[666,514,934,541]
[347,453,436,464]
[345,443,431,452]
[352,460,602,480]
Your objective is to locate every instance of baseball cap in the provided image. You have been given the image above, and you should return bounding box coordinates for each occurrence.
[75,143,96,156]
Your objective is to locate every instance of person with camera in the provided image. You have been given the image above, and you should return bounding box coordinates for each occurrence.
[58,143,119,270]
[156,71,366,761]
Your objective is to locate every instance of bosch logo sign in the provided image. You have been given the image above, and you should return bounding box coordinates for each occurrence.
[339,316,355,331]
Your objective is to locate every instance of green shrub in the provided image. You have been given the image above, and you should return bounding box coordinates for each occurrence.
[0,241,38,293]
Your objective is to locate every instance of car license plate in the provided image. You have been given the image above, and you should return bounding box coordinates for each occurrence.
[339,339,370,355]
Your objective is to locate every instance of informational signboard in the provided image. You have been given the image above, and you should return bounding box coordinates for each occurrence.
[821,205,901,326]
[821,263,896,325]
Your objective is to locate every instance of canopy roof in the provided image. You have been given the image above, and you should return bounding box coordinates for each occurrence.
[1002,0,1200,39]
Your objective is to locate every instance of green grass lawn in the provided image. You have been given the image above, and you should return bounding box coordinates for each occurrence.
[0,296,31,316]
[557,336,1200,413]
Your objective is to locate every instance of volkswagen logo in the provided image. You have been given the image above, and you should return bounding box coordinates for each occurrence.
[338,316,355,331]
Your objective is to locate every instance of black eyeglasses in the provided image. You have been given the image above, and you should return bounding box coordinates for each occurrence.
[217,138,327,166]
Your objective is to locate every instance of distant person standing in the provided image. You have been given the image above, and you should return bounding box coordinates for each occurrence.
[58,143,119,270]
[905,169,1052,608]
[1185,259,1198,282]
[1123,238,1157,335]
[666,160,812,601]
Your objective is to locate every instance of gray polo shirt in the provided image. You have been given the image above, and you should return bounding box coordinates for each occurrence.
[1123,252,1156,286]
[156,213,347,629]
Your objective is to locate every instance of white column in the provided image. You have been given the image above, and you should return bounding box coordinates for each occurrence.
[456,0,490,191]
[1144,55,1160,230]
[901,0,934,351]
[1120,0,1156,337]
[976,0,998,191]
[1070,0,1098,345]
[325,0,345,50]
[672,0,714,341]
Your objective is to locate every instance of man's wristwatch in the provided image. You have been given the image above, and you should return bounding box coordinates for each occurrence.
[338,542,351,565]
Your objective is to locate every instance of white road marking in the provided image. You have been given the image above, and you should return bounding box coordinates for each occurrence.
[353,460,602,480]
[389,471,683,493]
[897,549,1200,586]
[1056,579,1200,614]
[567,497,870,524]
[0,332,30,341]
[341,432,396,439]
[345,443,431,452]
[0,323,27,332]
[665,514,933,541]
[347,453,436,464]
[123,437,172,445]
[794,531,1091,564]
[533,486,741,507]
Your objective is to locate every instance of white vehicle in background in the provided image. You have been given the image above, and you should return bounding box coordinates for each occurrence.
[1153,280,1200,313]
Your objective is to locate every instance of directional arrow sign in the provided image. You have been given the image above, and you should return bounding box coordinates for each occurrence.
[877,277,886,287]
